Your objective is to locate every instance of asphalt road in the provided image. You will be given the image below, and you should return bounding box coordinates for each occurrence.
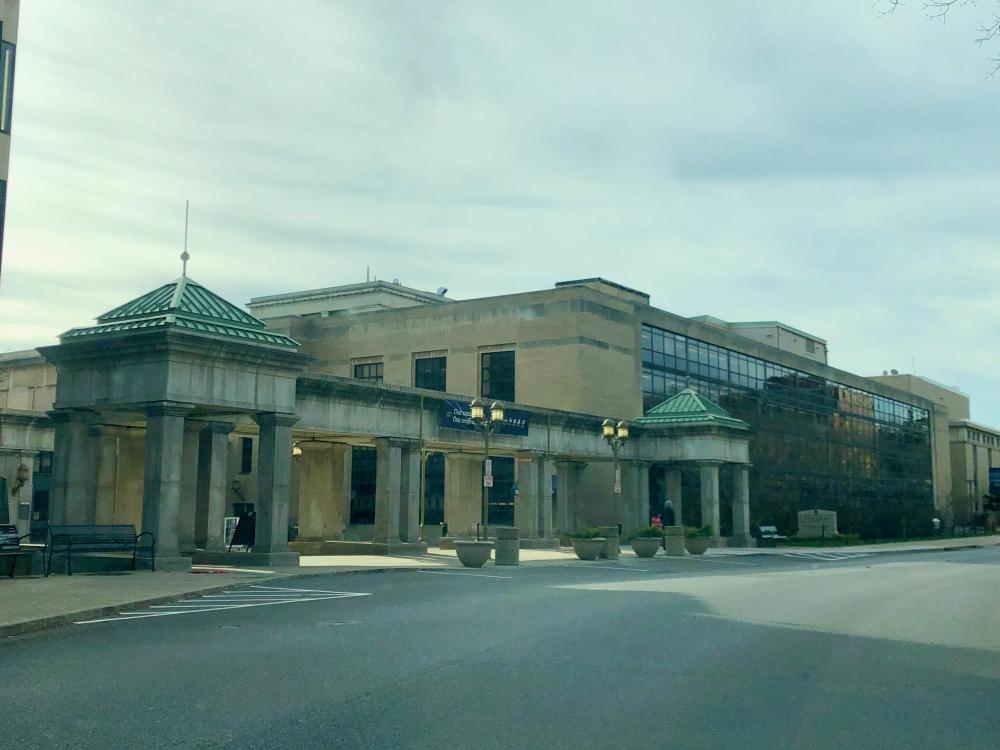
[3,547,1000,749]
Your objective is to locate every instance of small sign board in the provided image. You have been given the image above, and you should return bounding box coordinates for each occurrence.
[483,474,494,488]
[796,509,838,538]
[614,467,622,495]
[224,516,240,547]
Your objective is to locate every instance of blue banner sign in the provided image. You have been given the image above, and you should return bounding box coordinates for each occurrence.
[989,468,1000,497]
[440,400,531,436]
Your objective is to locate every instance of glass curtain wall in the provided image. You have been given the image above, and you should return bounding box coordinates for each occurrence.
[641,323,934,538]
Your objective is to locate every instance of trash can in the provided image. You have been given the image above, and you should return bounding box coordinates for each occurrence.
[494,526,520,566]
[598,526,620,560]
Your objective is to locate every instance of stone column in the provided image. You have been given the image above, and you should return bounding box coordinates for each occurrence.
[665,467,683,528]
[94,430,119,525]
[252,412,299,562]
[178,421,203,553]
[373,438,402,545]
[699,462,722,543]
[296,442,333,542]
[515,452,540,538]
[196,422,233,550]
[444,452,481,537]
[49,410,101,525]
[49,411,73,525]
[399,442,421,544]
[554,461,583,534]
[142,403,193,564]
[539,458,557,538]
[729,464,754,547]
[625,461,651,533]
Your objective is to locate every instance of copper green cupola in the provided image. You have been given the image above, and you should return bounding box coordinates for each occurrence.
[61,276,299,350]
[636,388,749,431]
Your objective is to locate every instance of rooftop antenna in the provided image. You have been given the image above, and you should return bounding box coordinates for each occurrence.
[181,199,190,277]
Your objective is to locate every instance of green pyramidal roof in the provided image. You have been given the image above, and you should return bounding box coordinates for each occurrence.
[636,388,749,430]
[61,276,299,350]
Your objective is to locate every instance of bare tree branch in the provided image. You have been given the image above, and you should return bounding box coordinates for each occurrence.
[878,0,1000,76]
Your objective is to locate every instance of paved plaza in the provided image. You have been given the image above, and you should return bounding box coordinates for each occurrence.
[4,543,1000,749]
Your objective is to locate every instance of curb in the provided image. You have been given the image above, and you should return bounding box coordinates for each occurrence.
[0,565,442,640]
[768,540,1000,556]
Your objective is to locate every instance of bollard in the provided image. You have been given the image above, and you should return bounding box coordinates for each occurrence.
[598,526,620,560]
[494,526,520,566]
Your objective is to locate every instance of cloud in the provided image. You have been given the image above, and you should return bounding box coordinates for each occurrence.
[1,0,998,423]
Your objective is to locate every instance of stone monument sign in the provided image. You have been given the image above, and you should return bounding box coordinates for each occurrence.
[796,509,838,538]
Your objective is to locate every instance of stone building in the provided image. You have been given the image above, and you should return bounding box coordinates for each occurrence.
[1,271,980,558]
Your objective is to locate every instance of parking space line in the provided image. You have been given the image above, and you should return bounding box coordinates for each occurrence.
[416,570,513,579]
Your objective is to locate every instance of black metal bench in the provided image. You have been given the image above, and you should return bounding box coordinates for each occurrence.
[1,524,39,577]
[758,525,787,547]
[46,524,156,576]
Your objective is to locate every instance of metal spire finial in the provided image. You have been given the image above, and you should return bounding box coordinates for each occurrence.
[181,199,190,277]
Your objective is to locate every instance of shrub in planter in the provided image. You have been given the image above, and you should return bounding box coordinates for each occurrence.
[628,526,664,558]
[569,528,606,560]
[684,525,714,555]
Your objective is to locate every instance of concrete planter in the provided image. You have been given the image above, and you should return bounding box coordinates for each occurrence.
[571,538,606,561]
[455,540,494,568]
[630,537,662,558]
[685,537,711,555]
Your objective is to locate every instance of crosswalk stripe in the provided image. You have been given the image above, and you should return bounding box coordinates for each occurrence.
[74,588,371,625]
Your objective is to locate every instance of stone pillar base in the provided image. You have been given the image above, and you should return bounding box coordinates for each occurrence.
[192,550,300,568]
[727,534,757,548]
[663,526,686,556]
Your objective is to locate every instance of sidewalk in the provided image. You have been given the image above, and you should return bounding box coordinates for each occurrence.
[0,555,453,639]
[714,534,1000,555]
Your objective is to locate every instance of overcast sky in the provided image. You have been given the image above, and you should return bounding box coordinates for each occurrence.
[1,1,998,422]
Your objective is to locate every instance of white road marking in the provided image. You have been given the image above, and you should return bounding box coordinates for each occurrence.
[416,570,512,579]
[74,588,371,625]
[780,551,870,562]
[560,565,653,573]
[666,556,757,566]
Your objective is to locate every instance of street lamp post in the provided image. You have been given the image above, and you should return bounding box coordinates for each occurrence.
[470,398,505,541]
[601,418,630,504]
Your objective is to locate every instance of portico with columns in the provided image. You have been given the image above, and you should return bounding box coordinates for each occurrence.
[35,276,757,571]
[40,275,308,568]
[636,389,753,547]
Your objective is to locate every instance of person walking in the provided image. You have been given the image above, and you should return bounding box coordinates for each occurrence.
[662,499,676,527]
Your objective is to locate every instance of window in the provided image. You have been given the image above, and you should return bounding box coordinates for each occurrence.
[414,356,447,392]
[423,453,445,525]
[0,40,14,134]
[240,437,253,474]
[36,451,53,474]
[353,361,383,384]
[640,321,933,539]
[350,446,377,524]
[0,180,6,258]
[481,350,515,401]
[806,339,817,354]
